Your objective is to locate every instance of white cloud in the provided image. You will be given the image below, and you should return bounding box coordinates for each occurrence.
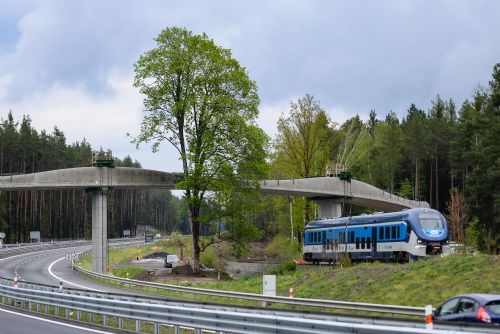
[0,70,182,172]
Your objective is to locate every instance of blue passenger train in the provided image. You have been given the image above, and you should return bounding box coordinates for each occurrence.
[303,208,452,264]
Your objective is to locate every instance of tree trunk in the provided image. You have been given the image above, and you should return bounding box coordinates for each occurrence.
[188,203,200,274]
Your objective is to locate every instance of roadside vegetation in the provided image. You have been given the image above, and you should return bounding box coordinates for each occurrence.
[80,238,498,308]
[182,254,499,307]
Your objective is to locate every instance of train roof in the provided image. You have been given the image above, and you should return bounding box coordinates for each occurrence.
[305,208,437,229]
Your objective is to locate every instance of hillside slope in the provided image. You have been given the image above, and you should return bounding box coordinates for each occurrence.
[191,255,499,307]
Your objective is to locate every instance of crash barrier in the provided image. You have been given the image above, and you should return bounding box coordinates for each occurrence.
[0,237,144,259]
[74,261,426,316]
[0,278,483,334]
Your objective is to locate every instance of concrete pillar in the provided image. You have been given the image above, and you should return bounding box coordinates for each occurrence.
[92,187,108,273]
[314,198,342,218]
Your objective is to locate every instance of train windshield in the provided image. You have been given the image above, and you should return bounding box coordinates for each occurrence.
[418,213,443,230]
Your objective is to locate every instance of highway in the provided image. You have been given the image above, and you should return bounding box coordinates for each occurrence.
[0,307,119,334]
[0,245,496,334]
[0,246,135,333]
[0,246,134,294]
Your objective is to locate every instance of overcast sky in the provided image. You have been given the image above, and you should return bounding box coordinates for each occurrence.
[1,1,499,172]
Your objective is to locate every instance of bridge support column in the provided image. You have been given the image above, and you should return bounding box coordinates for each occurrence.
[313,198,342,218]
[91,187,108,274]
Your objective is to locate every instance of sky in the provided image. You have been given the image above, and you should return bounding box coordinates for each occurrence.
[0,1,499,172]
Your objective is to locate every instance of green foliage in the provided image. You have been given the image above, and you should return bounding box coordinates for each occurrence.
[200,246,225,270]
[338,252,352,268]
[274,94,333,178]
[192,255,499,307]
[398,178,413,199]
[133,26,269,269]
[111,266,144,279]
[268,259,297,275]
[265,235,301,261]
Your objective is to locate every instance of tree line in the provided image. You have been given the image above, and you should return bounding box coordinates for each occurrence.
[268,64,499,253]
[0,112,186,243]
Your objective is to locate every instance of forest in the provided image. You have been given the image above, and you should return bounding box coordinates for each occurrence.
[0,112,186,243]
[266,63,499,254]
[0,63,498,254]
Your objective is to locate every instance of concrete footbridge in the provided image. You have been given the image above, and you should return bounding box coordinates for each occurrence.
[0,167,428,273]
[260,178,428,217]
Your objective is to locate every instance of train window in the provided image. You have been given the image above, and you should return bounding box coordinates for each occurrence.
[322,231,326,243]
[379,227,384,240]
[361,237,365,249]
[313,232,317,243]
[356,237,360,249]
[397,226,400,239]
[392,226,396,239]
[350,231,355,243]
[385,226,391,239]
[367,237,371,249]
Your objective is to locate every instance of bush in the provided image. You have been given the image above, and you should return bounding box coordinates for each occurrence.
[268,260,297,275]
[111,266,144,279]
[265,236,301,261]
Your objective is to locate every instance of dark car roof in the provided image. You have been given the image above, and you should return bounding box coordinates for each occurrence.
[456,294,500,305]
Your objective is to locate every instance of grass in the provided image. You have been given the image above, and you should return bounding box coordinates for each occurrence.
[79,236,192,278]
[79,240,499,308]
[189,254,499,307]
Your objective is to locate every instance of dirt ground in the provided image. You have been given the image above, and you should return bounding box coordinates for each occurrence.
[129,242,277,282]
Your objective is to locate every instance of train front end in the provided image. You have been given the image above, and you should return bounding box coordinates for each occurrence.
[407,208,453,257]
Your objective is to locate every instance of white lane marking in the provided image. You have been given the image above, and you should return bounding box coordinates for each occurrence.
[0,306,115,333]
[48,257,102,292]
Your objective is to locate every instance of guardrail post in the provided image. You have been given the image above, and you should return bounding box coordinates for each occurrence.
[136,319,141,332]
[77,310,81,320]
[118,317,123,329]
[194,328,201,334]
[103,314,108,326]
[153,322,159,334]
[174,325,180,334]
[425,304,433,330]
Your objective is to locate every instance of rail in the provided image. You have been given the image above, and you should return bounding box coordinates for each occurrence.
[0,237,144,259]
[0,278,483,334]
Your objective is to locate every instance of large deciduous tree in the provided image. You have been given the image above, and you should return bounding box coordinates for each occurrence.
[274,94,332,178]
[133,27,268,271]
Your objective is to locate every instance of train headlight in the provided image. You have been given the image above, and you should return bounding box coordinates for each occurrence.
[417,238,423,244]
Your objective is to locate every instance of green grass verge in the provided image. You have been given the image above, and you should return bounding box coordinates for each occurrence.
[80,241,499,309]
[189,254,499,307]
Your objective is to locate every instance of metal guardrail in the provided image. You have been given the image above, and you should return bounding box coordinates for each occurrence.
[73,262,425,316]
[0,279,483,334]
[0,237,144,259]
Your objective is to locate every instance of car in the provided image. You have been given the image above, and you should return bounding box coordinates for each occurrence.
[164,254,179,268]
[433,294,500,325]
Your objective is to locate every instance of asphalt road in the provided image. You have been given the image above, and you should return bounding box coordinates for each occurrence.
[0,306,120,334]
[0,245,148,333]
[0,246,139,294]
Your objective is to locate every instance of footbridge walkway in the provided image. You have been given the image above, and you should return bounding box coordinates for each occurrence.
[0,167,428,273]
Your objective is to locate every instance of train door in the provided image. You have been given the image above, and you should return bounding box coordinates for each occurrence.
[371,227,377,258]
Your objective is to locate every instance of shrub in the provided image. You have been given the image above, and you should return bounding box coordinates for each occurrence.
[112,266,144,279]
[268,260,297,275]
[265,236,301,261]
